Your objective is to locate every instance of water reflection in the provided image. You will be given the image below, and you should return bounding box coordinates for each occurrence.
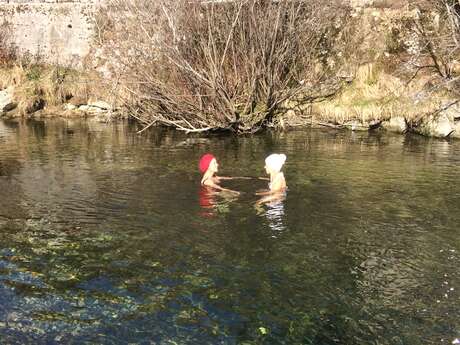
[199,187,239,217]
[256,193,286,235]
[0,119,459,344]
[199,187,218,217]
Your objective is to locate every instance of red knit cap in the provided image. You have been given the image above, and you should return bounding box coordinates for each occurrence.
[199,153,215,173]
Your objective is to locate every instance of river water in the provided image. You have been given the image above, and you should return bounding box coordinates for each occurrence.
[0,119,458,344]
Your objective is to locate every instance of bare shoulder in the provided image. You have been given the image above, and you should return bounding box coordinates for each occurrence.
[202,177,216,188]
[271,173,286,192]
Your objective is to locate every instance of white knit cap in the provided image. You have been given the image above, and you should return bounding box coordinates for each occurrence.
[265,153,287,172]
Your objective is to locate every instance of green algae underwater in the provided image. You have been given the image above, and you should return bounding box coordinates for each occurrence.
[0,119,458,344]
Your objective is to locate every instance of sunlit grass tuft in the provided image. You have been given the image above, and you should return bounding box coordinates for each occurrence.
[0,64,101,116]
[312,63,451,125]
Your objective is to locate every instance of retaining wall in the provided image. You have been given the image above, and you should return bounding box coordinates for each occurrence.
[0,0,100,65]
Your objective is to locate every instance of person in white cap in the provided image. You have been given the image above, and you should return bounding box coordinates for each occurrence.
[257,153,287,195]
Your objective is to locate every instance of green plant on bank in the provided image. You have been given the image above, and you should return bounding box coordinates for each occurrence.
[384,28,406,55]
[25,65,42,81]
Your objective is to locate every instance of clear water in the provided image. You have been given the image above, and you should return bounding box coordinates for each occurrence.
[0,119,458,344]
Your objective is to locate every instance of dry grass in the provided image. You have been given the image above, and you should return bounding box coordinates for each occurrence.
[0,64,104,116]
[312,63,451,125]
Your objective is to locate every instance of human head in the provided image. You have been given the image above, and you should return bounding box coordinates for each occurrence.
[265,153,286,174]
[199,153,218,174]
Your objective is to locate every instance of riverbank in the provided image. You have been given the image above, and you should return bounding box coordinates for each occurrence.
[287,63,460,139]
[2,2,460,138]
[84,1,460,137]
[2,61,460,139]
[0,64,118,121]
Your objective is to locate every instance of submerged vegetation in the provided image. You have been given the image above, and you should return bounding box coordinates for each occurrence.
[0,121,459,343]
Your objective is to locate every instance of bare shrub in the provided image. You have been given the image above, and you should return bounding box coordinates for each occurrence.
[0,21,17,65]
[408,0,460,81]
[102,0,354,133]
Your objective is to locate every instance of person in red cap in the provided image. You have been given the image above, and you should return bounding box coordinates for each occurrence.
[199,153,239,194]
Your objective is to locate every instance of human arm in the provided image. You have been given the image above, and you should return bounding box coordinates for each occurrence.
[255,189,272,196]
[217,176,257,180]
[256,192,286,205]
[203,178,240,194]
[214,185,241,195]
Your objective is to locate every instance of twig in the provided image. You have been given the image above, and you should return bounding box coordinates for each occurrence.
[137,120,157,134]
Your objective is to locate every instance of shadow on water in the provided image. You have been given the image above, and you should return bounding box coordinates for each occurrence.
[0,119,458,344]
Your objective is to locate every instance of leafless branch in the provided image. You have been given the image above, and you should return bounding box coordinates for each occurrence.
[101,0,353,133]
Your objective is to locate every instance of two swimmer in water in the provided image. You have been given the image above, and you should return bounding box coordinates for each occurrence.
[199,153,287,198]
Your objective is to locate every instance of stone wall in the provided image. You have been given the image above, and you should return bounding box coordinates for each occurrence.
[0,0,408,67]
[0,0,100,66]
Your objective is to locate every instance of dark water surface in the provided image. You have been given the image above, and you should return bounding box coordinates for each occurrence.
[0,119,458,344]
